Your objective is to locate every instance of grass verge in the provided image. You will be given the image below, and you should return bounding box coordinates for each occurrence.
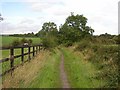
[61,47,106,88]
[2,48,61,88]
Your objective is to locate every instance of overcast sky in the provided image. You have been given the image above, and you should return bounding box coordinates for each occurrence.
[0,0,119,35]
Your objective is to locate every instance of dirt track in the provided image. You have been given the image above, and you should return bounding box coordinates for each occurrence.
[60,53,70,88]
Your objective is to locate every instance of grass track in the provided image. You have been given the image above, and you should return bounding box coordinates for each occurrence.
[2,47,107,88]
[62,47,106,88]
[27,49,62,88]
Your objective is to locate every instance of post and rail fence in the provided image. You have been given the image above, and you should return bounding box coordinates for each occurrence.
[0,44,43,77]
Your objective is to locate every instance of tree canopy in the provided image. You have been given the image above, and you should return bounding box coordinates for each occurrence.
[59,13,94,44]
[0,13,3,22]
[36,22,58,37]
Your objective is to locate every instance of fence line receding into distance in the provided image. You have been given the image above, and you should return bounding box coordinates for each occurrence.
[0,44,43,77]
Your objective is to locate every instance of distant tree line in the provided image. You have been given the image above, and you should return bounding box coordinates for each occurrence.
[1,13,119,48]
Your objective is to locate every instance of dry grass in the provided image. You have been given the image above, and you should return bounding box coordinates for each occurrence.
[2,50,49,88]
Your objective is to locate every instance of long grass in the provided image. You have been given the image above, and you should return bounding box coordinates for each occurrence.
[61,47,106,88]
[1,47,35,74]
[2,49,62,88]
[27,49,62,88]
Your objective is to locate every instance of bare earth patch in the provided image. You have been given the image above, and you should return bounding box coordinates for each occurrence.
[60,53,70,88]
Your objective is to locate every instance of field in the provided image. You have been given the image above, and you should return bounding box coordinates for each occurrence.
[1,47,35,73]
[1,36,41,47]
[0,36,41,74]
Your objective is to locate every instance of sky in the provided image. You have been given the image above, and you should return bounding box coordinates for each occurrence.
[0,0,119,35]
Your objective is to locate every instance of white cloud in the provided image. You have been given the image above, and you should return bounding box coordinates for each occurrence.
[0,0,119,35]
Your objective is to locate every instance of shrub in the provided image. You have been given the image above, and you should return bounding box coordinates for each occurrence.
[41,35,58,49]
[12,39,20,47]
[64,41,73,47]
[21,38,28,44]
[75,40,92,51]
[28,39,33,45]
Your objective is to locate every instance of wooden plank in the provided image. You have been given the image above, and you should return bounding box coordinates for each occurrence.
[0,58,9,63]
[21,47,24,63]
[10,48,14,76]
[33,46,35,57]
[28,46,31,61]
[0,44,42,50]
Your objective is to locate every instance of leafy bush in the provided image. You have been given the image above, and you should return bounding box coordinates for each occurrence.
[21,38,28,44]
[12,39,20,47]
[75,40,92,51]
[75,39,119,87]
[11,38,33,47]
[28,39,33,45]
[90,45,118,87]
[64,41,73,47]
[41,35,58,49]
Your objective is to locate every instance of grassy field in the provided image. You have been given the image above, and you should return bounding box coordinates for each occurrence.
[0,36,41,73]
[2,49,62,88]
[1,36,41,46]
[0,47,37,73]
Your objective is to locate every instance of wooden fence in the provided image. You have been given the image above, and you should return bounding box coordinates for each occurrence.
[0,44,43,76]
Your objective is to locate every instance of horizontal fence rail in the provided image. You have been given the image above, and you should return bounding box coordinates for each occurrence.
[0,44,43,77]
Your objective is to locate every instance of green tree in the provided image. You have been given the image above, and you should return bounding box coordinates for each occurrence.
[0,13,3,22]
[36,22,58,37]
[59,13,94,44]
[41,22,58,36]
[39,22,58,49]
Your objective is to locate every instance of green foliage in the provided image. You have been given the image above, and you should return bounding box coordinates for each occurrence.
[21,38,28,44]
[59,13,94,45]
[0,13,3,22]
[9,32,35,37]
[28,39,33,45]
[12,39,20,47]
[1,36,41,47]
[38,22,59,50]
[11,38,33,47]
[75,40,92,51]
[75,41,119,87]
[42,35,58,49]
[36,22,58,37]
[113,34,120,44]
[62,48,105,88]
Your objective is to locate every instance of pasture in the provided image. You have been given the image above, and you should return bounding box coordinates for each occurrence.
[1,36,41,47]
[0,36,41,75]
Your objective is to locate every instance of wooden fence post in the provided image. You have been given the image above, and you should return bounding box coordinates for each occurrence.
[10,48,14,76]
[39,45,40,51]
[33,46,35,57]
[28,46,31,61]
[36,46,38,54]
[21,47,24,64]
